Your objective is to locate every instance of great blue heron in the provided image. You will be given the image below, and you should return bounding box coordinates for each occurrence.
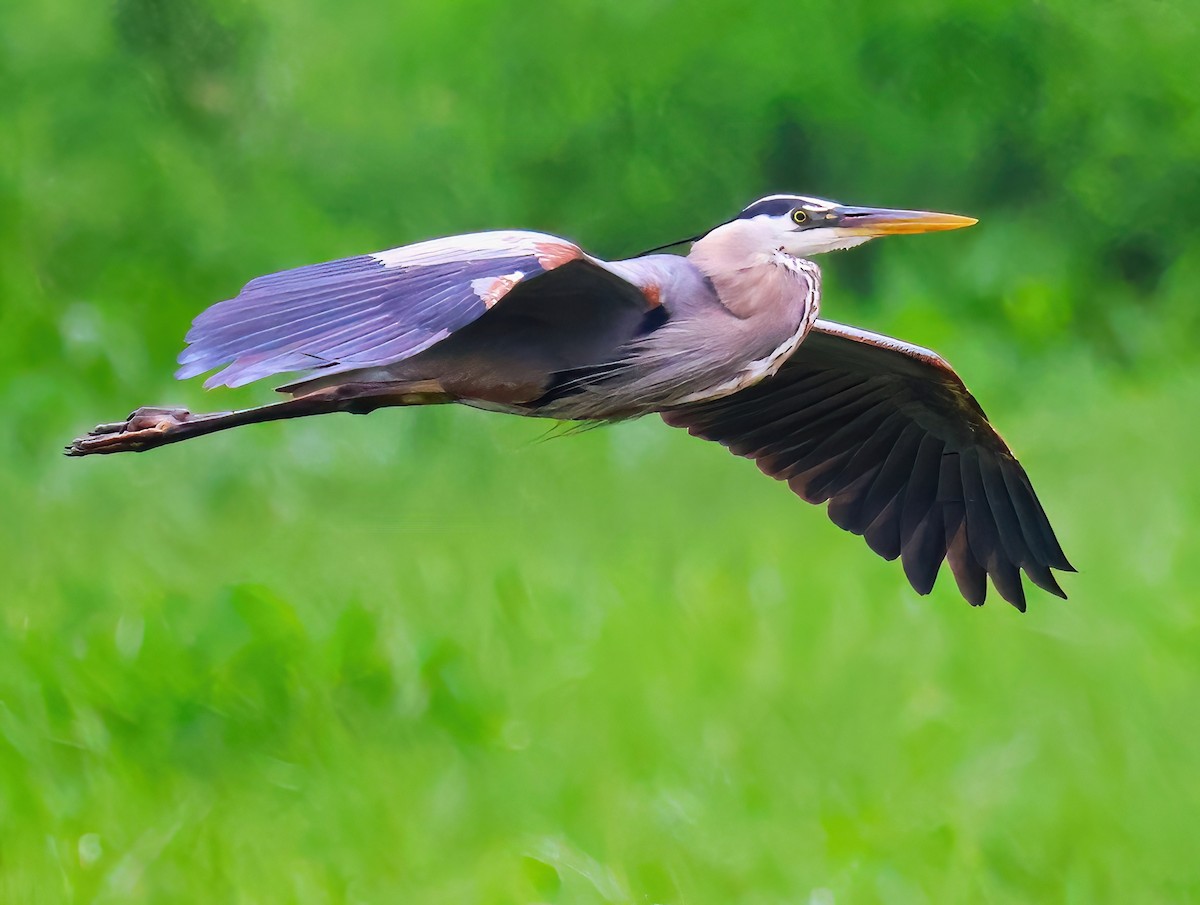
[67,194,1072,610]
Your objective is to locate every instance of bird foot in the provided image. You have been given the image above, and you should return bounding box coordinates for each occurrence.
[65,406,196,456]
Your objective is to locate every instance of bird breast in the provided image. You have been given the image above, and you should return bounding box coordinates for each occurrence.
[670,251,823,404]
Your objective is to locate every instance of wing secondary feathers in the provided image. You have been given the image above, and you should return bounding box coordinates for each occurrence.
[661,319,1072,610]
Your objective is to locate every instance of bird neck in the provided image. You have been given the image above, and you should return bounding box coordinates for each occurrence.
[688,220,821,319]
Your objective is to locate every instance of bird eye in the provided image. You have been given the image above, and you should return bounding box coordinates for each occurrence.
[791,209,808,225]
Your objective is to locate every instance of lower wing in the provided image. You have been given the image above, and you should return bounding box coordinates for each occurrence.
[661,319,1073,610]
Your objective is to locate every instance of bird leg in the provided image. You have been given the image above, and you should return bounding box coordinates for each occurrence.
[64,381,450,457]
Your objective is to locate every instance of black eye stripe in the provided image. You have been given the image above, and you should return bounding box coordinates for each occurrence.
[737,196,843,220]
[737,198,797,219]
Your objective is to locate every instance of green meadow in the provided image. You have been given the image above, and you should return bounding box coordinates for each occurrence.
[3,1,1198,901]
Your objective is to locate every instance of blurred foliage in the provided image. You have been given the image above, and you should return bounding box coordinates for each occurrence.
[4,0,1200,424]
[2,0,1200,902]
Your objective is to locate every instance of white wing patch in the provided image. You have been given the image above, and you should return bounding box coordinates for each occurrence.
[470,271,526,308]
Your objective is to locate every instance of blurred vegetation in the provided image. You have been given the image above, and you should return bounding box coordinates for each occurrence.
[2,0,1199,902]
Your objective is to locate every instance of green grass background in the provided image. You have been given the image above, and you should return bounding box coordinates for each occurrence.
[3,0,1199,901]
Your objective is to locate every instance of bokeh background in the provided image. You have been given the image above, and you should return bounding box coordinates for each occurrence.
[3,0,1199,901]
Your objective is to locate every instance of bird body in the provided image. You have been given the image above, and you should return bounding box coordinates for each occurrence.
[68,194,1073,610]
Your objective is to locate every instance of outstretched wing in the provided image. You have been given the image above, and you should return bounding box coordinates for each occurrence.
[176,230,616,389]
[661,320,1072,610]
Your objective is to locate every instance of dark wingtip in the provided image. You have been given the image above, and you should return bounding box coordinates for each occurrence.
[1036,574,1069,600]
[994,576,1027,613]
[1022,563,1068,600]
[907,575,937,597]
[902,559,939,597]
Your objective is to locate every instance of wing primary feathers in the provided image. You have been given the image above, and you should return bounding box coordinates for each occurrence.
[961,450,1026,611]
[979,453,1034,569]
[765,397,894,474]
[1003,465,1076,572]
[783,448,858,503]
[801,411,907,502]
[989,556,1028,612]
[900,433,944,541]
[658,321,1073,609]
[861,422,925,524]
[863,495,903,561]
[901,505,945,596]
[182,279,398,350]
[826,464,884,533]
[740,392,890,463]
[958,448,1001,572]
[1022,561,1068,599]
[945,503,987,606]
[855,423,926,562]
[939,454,987,606]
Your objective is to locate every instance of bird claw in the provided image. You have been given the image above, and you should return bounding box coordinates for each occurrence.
[65,406,194,456]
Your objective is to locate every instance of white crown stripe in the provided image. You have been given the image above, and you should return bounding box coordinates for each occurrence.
[741,194,840,213]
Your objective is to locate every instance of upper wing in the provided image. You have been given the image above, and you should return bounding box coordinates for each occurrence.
[661,319,1073,610]
[176,230,636,389]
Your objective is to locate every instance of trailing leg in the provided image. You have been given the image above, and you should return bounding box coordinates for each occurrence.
[65,381,450,457]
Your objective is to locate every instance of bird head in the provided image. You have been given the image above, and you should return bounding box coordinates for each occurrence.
[734,194,979,255]
[729,194,977,258]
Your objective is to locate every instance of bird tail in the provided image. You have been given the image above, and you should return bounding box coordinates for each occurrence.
[65,381,450,457]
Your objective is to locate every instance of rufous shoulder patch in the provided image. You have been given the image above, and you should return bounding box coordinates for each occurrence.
[533,240,583,270]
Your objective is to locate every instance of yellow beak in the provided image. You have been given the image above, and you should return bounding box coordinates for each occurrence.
[836,206,978,236]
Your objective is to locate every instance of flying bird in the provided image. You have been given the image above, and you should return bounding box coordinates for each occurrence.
[67,194,1072,609]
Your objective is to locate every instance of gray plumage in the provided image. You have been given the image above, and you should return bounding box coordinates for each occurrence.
[68,193,1073,610]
